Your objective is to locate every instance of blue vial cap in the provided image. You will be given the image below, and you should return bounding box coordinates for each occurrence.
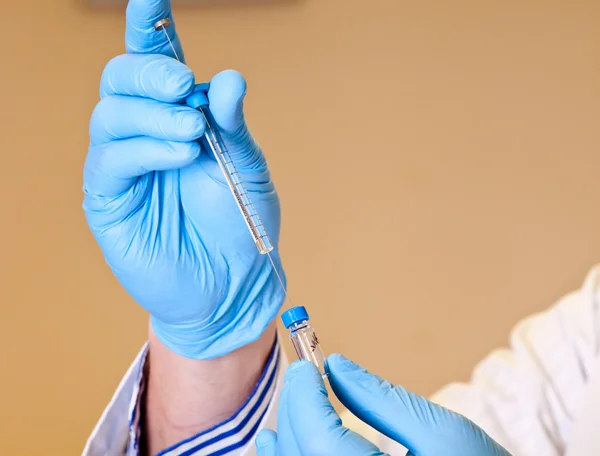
[281,306,310,329]
[185,82,210,109]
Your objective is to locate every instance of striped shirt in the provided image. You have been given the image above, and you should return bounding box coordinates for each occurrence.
[126,339,281,455]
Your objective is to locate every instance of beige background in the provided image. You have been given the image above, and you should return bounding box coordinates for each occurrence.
[0,0,599,454]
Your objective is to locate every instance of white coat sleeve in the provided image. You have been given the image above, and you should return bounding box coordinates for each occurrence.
[341,266,600,456]
[426,265,600,456]
[83,344,149,456]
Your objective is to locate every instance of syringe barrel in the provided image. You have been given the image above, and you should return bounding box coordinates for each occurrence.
[194,103,274,255]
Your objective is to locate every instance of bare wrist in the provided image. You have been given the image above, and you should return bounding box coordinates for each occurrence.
[142,320,277,454]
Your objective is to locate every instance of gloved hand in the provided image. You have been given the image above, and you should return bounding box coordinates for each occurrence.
[82,0,285,359]
[256,355,511,456]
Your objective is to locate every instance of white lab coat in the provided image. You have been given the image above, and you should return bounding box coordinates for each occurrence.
[84,265,600,456]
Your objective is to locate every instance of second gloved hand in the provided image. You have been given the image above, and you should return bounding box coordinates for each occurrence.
[256,355,511,456]
[82,0,285,360]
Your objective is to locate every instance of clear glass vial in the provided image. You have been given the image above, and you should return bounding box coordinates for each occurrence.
[281,306,328,378]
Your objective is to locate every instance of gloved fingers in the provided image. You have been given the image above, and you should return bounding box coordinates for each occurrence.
[255,429,278,456]
[327,354,510,456]
[83,137,200,198]
[283,361,386,456]
[327,353,455,451]
[125,0,185,62]
[100,54,194,102]
[194,70,267,171]
[90,96,205,146]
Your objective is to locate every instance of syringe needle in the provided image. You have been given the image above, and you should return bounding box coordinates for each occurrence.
[267,251,293,305]
[153,19,181,62]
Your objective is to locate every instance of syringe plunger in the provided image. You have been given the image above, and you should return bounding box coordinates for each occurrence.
[153,18,172,30]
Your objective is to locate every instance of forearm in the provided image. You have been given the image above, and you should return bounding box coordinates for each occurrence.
[142,321,277,455]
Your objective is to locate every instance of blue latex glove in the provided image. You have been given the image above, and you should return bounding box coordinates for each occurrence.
[256,355,511,456]
[83,0,285,359]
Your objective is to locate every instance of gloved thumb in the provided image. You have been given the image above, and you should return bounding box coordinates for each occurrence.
[327,354,510,456]
[282,360,385,456]
[255,429,277,456]
[188,70,266,172]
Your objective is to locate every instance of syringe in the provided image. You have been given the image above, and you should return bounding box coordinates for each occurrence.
[153,19,288,289]
[154,20,330,375]
[153,18,274,256]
